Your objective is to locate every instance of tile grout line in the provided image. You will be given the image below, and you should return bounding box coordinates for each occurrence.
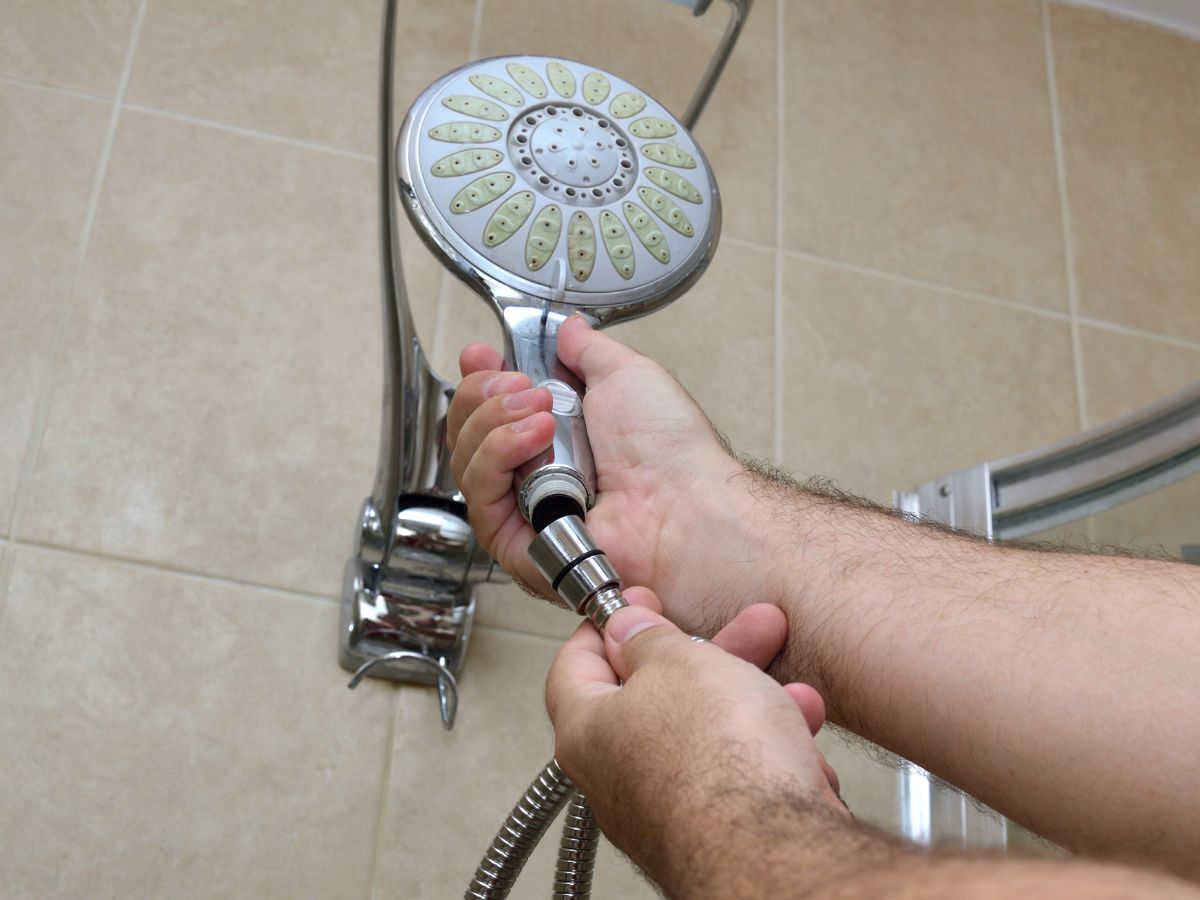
[725,238,1200,355]
[1075,316,1200,354]
[368,688,402,899]
[0,72,112,104]
[0,0,149,631]
[1042,0,1090,433]
[783,247,1071,323]
[4,0,149,549]
[772,0,785,465]
[122,101,375,162]
[728,232,1200,349]
[12,538,340,606]
[1043,0,1095,544]
[777,245,1200,354]
[0,72,376,165]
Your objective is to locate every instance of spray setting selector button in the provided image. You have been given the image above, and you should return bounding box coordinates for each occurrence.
[507,103,637,208]
[541,380,583,416]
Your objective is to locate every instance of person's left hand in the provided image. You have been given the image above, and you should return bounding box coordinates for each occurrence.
[545,591,846,871]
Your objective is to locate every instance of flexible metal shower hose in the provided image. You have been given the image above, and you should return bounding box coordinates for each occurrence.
[466,759,576,898]
[554,792,600,898]
[465,758,601,899]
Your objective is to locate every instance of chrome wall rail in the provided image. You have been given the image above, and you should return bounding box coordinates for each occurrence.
[661,0,754,129]
[685,0,753,129]
[896,381,1200,541]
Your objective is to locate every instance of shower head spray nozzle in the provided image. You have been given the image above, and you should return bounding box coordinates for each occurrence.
[398,55,720,318]
[398,55,720,528]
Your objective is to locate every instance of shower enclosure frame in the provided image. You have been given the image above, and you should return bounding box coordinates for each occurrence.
[896,381,1200,541]
[892,380,1200,848]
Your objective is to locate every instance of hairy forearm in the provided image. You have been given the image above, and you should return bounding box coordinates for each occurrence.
[623,774,1199,900]
[697,466,1200,877]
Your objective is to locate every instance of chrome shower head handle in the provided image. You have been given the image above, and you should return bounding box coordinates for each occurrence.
[398,55,720,528]
[502,306,596,526]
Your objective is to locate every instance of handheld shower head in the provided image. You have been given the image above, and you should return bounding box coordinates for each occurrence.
[397,55,721,527]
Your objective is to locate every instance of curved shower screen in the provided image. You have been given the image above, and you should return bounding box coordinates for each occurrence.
[896,381,1200,541]
[893,376,1200,852]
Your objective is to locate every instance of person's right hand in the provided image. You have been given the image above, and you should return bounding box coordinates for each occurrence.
[447,315,755,633]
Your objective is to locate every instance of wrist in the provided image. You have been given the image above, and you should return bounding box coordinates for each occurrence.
[711,467,906,698]
[658,454,831,627]
[652,448,776,633]
[642,770,897,899]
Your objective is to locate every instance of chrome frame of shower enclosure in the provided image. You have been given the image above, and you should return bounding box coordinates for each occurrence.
[341,0,753,727]
[895,380,1200,542]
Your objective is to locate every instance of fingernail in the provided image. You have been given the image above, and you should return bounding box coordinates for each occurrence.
[606,606,661,644]
[512,415,540,433]
[483,374,518,398]
[503,388,534,410]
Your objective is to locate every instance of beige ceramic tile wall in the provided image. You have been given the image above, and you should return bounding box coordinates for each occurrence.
[1,1,1197,895]
[1051,5,1200,343]
[1,0,140,95]
[0,84,109,535]
[783,0,1068,309]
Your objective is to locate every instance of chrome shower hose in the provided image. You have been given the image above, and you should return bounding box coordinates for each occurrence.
[465,759,576,899]
[464,758,600,900]
[554,791,600,898]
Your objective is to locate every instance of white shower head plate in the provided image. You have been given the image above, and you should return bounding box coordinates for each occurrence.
[398,55,720,312]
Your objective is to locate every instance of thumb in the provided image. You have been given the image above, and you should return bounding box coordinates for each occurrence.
[557,314,649,384]
[602,605,691,683]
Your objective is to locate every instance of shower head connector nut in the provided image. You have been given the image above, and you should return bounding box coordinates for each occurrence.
[528,514,628,628]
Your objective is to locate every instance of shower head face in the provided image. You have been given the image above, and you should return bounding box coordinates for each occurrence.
[398,56,721,319]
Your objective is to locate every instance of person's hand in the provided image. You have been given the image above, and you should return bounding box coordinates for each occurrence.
[548,598,1200,900]
[447,315,753,632]
[544,590,847,872]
